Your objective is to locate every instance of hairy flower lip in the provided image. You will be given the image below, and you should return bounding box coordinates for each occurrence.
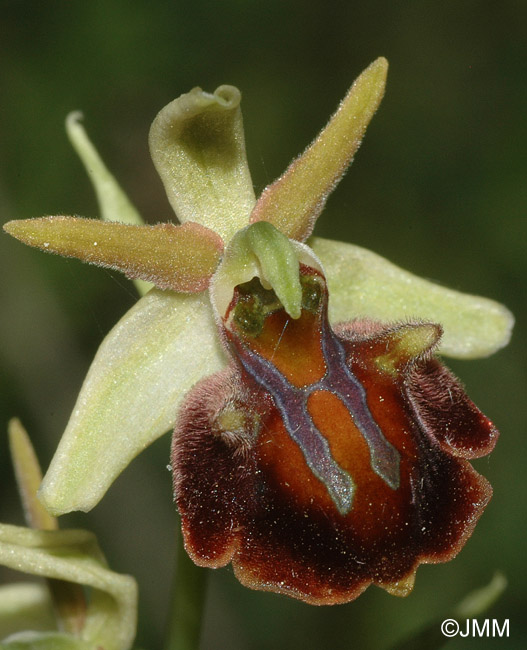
[173,265,499,604]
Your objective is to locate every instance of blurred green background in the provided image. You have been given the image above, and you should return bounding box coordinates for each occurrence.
[1,1,526,648]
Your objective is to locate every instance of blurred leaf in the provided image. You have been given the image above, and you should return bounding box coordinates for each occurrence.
[390,573,507,650]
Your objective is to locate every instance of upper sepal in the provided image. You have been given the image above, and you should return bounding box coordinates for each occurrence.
[149,85,255,243]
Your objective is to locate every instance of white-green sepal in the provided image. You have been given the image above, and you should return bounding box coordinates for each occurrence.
[311,237,514,359]
[39,289,225,515]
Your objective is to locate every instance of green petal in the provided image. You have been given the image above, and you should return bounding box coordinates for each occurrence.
[0,525,137,650]
[210,222,323,320]
[250,58,387,241]
[311,237,514,359]
[39,289,225,515]
[149,85,255,243]
[4,218,223,293]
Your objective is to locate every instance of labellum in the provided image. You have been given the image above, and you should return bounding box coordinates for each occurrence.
[172,266,498,604]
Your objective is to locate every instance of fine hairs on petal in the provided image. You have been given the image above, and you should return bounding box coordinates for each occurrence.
[3,217,224,293]
[250,57,388,241]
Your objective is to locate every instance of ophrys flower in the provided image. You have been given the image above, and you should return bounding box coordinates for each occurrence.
[3,57,513,603]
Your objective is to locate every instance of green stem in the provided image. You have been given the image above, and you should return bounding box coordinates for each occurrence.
[165,521,208,650]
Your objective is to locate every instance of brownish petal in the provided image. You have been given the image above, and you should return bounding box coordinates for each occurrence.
[4,217,223,292]
[172,268,497,604]
[249,58,388,242]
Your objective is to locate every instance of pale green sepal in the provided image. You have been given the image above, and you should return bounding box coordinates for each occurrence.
[310,237,514,359]
[39,289,226,515]
[66,113,144,227]
[8,418,57,531]
[0,525,137,650]
[8,419,87,635]
[210,222,323,320]
[149,85,255,243]
[66,112,151,296]
[0,584,55,639]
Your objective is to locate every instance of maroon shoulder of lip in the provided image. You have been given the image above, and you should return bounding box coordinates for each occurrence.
[171,264,499,604]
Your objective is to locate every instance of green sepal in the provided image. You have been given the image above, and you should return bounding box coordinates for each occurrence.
[0,584,55,640]
[39,289,225,515]
[149,85,255,243]
[66,112,144,227]
[311,236,514,358]
[66,111,151,295]
[0,525,137,650]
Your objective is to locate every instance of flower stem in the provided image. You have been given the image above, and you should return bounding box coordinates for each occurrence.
[165,520,208,650]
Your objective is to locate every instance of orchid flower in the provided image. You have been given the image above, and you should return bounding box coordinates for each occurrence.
[3,58,513,604]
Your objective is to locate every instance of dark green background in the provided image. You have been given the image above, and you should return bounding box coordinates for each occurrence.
[1,1,525,648]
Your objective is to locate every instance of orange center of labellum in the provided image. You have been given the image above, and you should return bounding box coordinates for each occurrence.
[224,268,401,515]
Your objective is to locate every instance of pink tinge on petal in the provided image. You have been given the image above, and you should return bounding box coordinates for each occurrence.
[249,58,388,242]
[4,217,224,293]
